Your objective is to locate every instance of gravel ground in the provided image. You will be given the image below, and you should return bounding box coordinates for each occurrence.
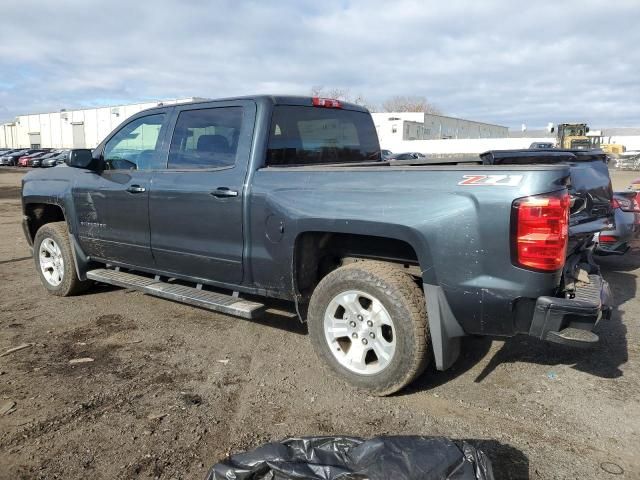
[0,167,638,480]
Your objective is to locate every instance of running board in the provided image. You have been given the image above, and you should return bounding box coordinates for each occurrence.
[86,268,265,319]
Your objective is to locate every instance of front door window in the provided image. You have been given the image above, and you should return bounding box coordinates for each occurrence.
[103,114,166,170]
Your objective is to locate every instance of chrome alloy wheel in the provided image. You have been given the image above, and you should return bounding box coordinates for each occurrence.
[39,237,64,287]
[323,290,396,375]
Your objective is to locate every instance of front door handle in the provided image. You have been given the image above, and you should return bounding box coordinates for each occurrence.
[126,185,146,193]
[210,187,238,198]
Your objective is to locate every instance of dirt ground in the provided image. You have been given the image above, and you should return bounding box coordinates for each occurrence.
[1,168,639,480]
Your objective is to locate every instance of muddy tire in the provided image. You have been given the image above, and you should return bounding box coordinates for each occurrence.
[33,222,91,296]
[308,261,430,396]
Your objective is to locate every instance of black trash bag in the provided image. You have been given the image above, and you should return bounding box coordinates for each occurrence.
[205,435,494,480]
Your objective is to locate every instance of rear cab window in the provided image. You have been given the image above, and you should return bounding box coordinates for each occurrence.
[266,105,381,166]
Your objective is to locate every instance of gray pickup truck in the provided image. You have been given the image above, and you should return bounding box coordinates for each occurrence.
[21,95,613,394]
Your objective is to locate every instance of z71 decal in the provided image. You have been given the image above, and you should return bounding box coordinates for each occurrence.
[458,174,523,186]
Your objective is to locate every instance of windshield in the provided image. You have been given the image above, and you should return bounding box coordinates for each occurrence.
[563,125,587,136]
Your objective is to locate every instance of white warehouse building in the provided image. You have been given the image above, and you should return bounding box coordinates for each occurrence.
[0,98,203,149]
[372,112,509,147]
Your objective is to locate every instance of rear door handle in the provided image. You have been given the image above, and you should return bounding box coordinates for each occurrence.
[210,187,238,198]
[126,185,146,193]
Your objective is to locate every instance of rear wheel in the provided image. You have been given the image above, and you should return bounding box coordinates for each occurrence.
[33,222,91,296]
[308,261,430,396]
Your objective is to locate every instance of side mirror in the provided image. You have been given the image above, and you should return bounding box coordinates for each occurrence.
[67,149,94,169]
[585,126,590,133]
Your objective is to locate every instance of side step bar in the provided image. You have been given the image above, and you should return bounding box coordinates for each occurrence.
[86,268,265,319]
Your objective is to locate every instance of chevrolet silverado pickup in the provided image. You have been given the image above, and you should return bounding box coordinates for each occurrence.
[21,95,613,395]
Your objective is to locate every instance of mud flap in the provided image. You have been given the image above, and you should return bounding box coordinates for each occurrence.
[424,284,466,371]
[22,215,34,248]
[69,233,91,281]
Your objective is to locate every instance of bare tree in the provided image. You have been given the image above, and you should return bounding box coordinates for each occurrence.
[382,95,442,114]
[310,86,376,111]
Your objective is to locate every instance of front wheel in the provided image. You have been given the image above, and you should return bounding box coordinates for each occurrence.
[33,222,91,296]
[307,261,430,396]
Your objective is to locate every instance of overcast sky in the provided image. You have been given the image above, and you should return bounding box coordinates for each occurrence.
[0,0,638,129]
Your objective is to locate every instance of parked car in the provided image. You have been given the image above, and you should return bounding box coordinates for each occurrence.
[40,155,68,168]
[390,152,426,160]
[529,142,555,149]
[381,149,393,160]
[18,151,49,167]
[39,150,70,168]
[27,151,53,167]
[0,149,20,161]
[21,95,614,395]
[39,149,63,166]
[0,149,33,166]
[594,191,640,255]
[40,149,68,168]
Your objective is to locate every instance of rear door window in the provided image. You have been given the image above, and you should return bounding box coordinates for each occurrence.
[168,107,243,169]
[266,106,381,166]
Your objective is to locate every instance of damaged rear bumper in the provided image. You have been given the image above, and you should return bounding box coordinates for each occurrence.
[529,274,612,347]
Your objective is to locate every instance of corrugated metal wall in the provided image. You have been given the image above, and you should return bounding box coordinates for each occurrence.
[0,98,197,148]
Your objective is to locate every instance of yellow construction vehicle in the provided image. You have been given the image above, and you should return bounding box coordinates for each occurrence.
[587,130,626,155]
[551,123,626,153]
[554,123,592,149]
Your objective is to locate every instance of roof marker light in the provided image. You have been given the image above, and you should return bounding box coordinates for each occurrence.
[312,97,342,108]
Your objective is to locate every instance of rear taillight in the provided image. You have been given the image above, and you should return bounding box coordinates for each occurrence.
[312,97,342,108]
[512,191,570,272]
[599,235,618,244]
[627,195,640,213]
[613,194,640,213]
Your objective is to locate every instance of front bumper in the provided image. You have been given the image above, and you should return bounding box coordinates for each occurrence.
[529,274,612,347]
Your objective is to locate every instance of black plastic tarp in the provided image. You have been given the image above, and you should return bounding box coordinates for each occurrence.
[205,436,494,480]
